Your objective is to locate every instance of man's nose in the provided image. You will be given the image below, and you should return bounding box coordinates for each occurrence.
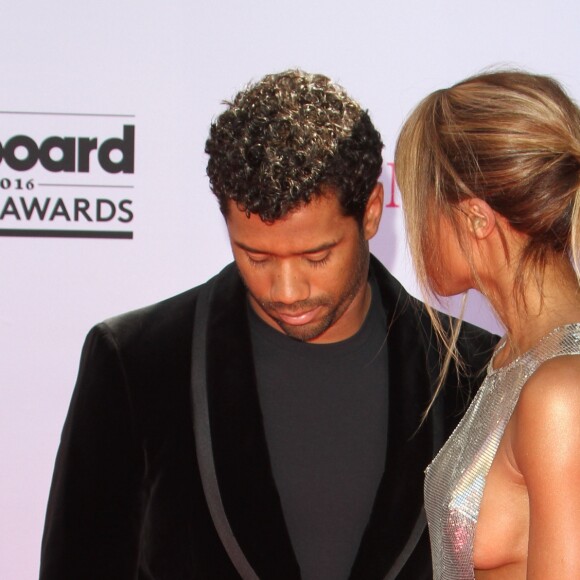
[270,261,309,305]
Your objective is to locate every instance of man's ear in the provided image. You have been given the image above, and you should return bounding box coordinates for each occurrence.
[459,198,496,240]
[362,183,384,240]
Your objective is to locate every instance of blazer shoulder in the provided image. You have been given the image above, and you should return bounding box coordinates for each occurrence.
[102,286,199,345]
[370,254,498,355]
[455,318,499,370]
[100,262,240,347]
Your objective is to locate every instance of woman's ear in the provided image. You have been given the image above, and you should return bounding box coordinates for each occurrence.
[459,198,496,240]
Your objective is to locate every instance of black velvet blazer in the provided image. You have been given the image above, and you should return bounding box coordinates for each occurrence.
[40,257,497,579]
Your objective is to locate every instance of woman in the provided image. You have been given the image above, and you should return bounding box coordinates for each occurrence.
[395,70,580,579]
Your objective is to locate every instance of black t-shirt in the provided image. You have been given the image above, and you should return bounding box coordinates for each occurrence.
[249,277,389,580]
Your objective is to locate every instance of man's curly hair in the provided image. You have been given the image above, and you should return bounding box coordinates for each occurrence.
[205,69,383,223]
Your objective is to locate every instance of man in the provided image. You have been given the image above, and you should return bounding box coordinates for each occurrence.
[40,70,496,579]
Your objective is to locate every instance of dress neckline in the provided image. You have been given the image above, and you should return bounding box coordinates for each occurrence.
[487,322,580,376]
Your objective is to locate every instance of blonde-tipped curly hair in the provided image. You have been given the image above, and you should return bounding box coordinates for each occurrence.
[206,69,383,223]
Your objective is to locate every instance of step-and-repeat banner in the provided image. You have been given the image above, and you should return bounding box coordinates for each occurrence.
[2,1,579,577]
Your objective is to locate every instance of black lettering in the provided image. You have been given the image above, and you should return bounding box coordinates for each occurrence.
[0,197,21,219]
[49,198,71,221]
[39,137,76,172]
[20,197,51,220]
[97,199,116,221]
[3,136,39,171]
[98,125,134,174]
[78,138,98,173]
[74,198,93,221]
[118,199,133,223]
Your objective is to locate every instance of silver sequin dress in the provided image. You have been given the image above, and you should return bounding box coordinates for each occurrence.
[424,323,580,580]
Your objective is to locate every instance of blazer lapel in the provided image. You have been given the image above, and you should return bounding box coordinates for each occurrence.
[200,264,300,579]
[194,259,440,579]
[350,258,436,579]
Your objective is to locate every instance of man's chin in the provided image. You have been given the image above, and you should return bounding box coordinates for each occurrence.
[276,318,332,343]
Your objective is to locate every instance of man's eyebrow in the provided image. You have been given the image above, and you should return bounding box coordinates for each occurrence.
[233,240,338,255]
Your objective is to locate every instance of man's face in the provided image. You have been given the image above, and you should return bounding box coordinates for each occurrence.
[226,187,383,343]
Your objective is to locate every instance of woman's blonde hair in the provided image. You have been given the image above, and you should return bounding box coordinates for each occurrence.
[395,69,580,415]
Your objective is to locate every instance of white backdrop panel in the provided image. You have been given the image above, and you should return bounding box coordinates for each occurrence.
[1,1,579,577]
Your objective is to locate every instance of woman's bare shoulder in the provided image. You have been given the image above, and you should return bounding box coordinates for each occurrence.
[512,353,580,473]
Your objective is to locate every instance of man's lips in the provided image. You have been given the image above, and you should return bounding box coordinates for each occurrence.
[274,306,321,326]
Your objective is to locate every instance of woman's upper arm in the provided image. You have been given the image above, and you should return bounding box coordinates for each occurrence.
[512,356,580,578]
